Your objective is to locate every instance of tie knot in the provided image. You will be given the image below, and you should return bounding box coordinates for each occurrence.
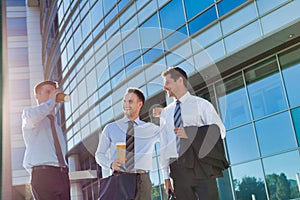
[47,114,55,121]
[176,100,181,105]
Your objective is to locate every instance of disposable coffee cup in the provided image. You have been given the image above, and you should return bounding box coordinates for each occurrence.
[56,93,70,102]
[116,142,126,163]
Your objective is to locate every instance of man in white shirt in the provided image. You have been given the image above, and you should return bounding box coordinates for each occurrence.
[22,81,70,200]
[95,88,160,200]
[160,67,226,200]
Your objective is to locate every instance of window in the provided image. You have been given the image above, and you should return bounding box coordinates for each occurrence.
[245,57,287,119]
[216,73,251,129]
[184,0,214,20]
[279,46,300,107]
[159,0,185,36]
[255,111,297,156]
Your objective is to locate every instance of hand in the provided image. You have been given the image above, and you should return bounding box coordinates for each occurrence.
[152,107,163,117]
[49,89,62,103]
[174,127,188,139]
[110,160,124,171]
[164,179,174,195]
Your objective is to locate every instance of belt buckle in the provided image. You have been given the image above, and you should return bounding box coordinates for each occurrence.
[59,166,68,172]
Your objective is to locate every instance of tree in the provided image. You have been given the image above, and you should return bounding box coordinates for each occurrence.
[235,176,267,200]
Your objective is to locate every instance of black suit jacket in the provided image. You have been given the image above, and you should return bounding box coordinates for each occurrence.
[177,125,229,179]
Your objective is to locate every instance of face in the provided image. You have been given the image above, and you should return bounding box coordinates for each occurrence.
[123,92,143,120]
[163,74,180,98]
[35,84,56,104]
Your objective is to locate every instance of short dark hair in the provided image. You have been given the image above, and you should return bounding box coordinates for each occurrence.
[34,80,58,94]
[161,66,188,87]
[126,87,145,105]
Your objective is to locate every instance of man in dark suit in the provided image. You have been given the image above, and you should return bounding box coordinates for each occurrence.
[160,67,228,200]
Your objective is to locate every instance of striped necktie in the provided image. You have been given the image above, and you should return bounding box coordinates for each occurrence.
[47,115,66,167]
[125,121,135,171]
[174,100,183,152]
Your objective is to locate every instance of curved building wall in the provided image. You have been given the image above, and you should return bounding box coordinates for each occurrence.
[39,0,300,199]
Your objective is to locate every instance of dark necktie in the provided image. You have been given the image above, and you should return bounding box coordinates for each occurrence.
[47,115,66,167]
[174,100,183,152]
[125,121,135,171]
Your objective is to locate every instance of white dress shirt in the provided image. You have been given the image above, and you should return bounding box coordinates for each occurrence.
[22,99,67,173]
[95,116,160,172]
[160,92,226,179]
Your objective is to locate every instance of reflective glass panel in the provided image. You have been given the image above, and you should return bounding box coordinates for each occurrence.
[184,0,214,20]
[291,107,300,146]
[188,6,217,36]
[217,0,247,17]
[279,46,300,107]
[255,111,297,156]
[159,0,185,36]
[226,124,259,164]
[231,160,268,200]
[263,151,300,199]
[140,13,161,50]
[245,57,287,119]
[217,73,251,129]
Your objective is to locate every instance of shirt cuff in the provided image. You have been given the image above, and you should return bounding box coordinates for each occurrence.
[162,167,170,180]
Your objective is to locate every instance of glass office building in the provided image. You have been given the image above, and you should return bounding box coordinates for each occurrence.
[3,0,300,199]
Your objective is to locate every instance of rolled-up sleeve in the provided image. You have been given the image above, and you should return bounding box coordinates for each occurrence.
[95,125,113,170]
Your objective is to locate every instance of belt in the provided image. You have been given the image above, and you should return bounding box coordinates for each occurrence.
[33,165,68,172]
[113,170,147,176]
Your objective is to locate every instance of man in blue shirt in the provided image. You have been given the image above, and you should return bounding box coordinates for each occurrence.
[95,87,160,200]
[22,81,70,200]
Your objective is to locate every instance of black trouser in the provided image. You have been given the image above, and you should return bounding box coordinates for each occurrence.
[31,165,70,200]
[170,161,219,200]
[112,171,152,200]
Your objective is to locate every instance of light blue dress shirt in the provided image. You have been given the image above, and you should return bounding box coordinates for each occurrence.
[22,99,67,173]
[160,92,226,179]
[95,116,160,172]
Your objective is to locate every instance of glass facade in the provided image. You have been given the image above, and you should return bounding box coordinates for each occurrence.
[36,0,300,199]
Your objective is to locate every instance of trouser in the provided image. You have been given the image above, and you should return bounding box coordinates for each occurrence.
[134,173,152,200]
[170,161,219,200]
[31,165,70,200]
[111,171,152,200]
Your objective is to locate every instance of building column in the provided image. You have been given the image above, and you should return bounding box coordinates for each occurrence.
[68,154,84,200]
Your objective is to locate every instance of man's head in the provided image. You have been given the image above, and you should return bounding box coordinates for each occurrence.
[123,88,145,120]
[34,81,58,105]
[161,66,188,99]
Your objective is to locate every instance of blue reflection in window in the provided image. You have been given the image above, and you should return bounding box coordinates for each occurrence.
[263,151,300,199]
[90,2,104,29]
[217,74,251,129]
[231,160,267,200]
[98,81,111,99]
[159,0,185,36]
[217,0,247,17]
[226,124,259,164]
[105,6,118,26]
[246,72,287,119]
[143,47,163,65]
[126,57,142,77]
[118,0,130,11]
[291,107,300,146]
[255,112,297,156]
[111,70,125,88]
[282,62,300,107]
[140,14,161,50]
[188,6,217,36]
[103,0,117,14]
[164,26,188,50]
[184,0,214,20]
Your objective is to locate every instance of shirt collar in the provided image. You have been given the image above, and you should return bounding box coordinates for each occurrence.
[123,116,142,126]
[176,91,190,104]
